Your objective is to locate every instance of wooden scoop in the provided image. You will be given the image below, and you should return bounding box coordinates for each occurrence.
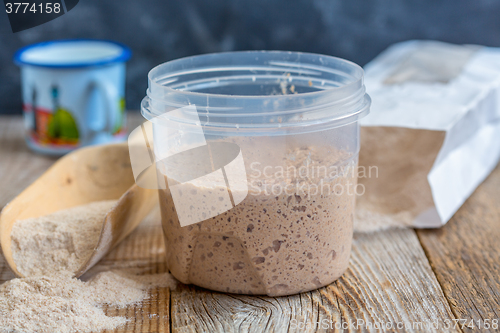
[0,143,157,278]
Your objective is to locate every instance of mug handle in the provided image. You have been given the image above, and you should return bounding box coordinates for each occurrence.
[83,80,119,144]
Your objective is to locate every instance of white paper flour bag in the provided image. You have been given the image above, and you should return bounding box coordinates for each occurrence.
[356,40,500,229]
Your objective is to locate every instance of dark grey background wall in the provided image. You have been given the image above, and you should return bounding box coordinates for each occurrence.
[1,0,500,114]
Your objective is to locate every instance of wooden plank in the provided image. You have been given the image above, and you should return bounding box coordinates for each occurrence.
[0,117,55,209]
[171,228,459,332]
[5,114,492,332]
[417,164,500,331]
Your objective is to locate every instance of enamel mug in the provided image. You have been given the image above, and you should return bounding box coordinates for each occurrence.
[14,39,131,155]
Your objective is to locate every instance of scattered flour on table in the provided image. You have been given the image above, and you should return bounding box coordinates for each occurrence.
[2,201,179,333]
[0,270,178,333]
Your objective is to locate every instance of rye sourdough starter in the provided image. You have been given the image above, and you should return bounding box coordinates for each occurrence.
[159,137,357,296]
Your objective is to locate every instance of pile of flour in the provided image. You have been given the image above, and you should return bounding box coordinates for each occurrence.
[1,201,178,333]
[11,201,116,277]
[0,270,177,333]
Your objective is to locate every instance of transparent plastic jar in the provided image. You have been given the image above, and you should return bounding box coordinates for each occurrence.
[141,51,370,296]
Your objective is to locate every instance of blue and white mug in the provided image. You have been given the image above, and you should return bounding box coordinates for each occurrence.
[14,39,131,155]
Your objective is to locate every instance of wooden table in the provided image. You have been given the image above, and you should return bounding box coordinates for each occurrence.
[1,114,499,332]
